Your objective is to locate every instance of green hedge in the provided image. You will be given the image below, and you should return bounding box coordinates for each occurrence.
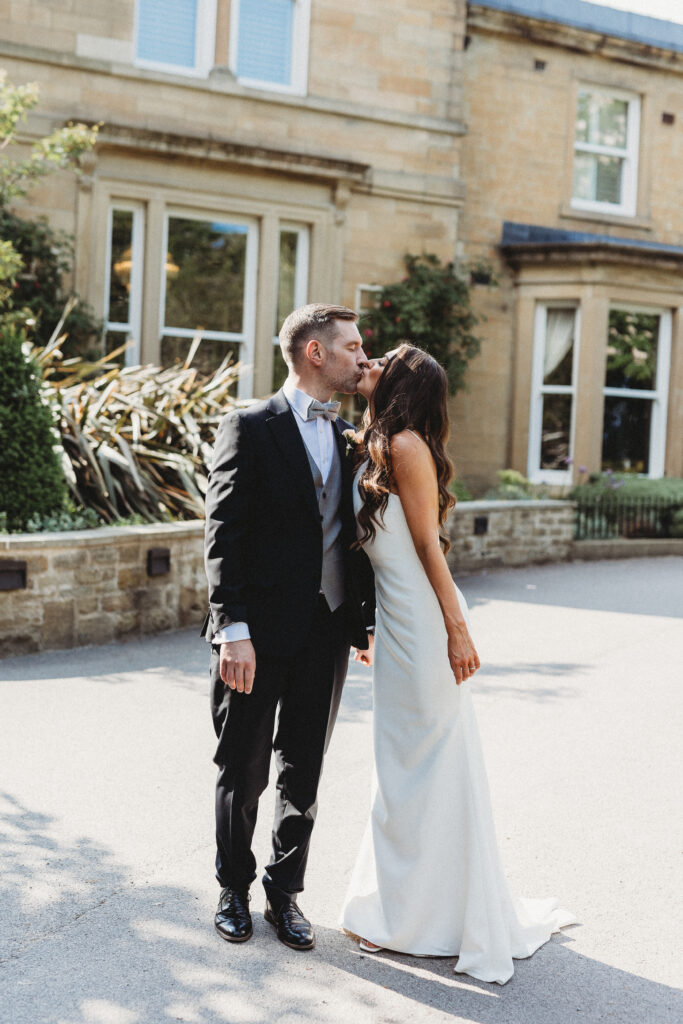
[570,473,683,502]
[0,324,67,530]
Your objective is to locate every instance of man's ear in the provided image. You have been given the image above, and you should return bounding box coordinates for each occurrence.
[305,338,324,367]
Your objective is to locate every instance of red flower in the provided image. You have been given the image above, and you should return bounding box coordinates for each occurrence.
[364,328,373,338]
[383,300,391,308]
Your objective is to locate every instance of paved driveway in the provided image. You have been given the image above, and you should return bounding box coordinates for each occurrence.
[1,557,681,1024]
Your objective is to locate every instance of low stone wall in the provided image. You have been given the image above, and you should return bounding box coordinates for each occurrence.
[0,522,206,658]
[448,500,575,573]
[0,501,586,658]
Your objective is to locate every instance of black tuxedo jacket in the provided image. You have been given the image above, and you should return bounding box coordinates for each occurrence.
[202,389,375,657]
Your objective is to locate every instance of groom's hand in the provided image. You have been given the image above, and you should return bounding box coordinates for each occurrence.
[220,639,256,694]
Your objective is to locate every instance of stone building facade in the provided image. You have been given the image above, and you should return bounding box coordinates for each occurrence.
[2,0,683,493]
[458,0,683,491]
[0,0,466,399]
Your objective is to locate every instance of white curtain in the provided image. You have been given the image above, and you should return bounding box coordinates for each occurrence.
[544,309,575,382]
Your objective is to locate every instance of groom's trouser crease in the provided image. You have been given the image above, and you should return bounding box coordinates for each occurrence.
[211,595,349,902]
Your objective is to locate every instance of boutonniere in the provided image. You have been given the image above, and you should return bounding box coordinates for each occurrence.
[342,428,360,457]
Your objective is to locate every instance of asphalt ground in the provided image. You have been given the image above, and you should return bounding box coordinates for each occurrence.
[1,557,682,1024]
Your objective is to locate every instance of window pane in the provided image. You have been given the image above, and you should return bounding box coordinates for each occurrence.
[237,0,293,85]
[105,330,129,366]
[165,219,247,334]
[573,153,623,205]
[277,230,299,332]
[602,396,652,474]
[543,308,575,386]
[272,344,288,392]
[161,335,239,378]
[606,310,658,390]
[137,0,197,67]
[109,211,133,324]
[575,92,628,149]
[540,394,572,470]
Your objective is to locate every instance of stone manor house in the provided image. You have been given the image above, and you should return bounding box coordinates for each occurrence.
[1,0,682,491]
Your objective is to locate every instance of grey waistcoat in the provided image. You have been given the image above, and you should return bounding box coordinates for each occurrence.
[303,438,345,612]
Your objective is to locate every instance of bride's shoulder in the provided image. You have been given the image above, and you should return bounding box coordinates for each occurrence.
[390,429,428,458]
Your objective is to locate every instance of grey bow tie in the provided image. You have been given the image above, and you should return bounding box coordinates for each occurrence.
[306,399,341,422]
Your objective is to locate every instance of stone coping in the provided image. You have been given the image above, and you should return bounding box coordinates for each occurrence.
[1,503,573,551]
[452,499,572,511]
[0,520,205,550]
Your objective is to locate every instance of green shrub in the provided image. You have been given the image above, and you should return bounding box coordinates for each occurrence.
[450,477,473,501]
[484,469,550,501]
[570,472,683,502]
[0,207,102,357]
[0,324,67,529]
[0,505,166,534]
[358,253,489,395]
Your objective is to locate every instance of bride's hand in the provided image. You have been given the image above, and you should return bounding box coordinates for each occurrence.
[447,623,480,685]
[353,634,375,667]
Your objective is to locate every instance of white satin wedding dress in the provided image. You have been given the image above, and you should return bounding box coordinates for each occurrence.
[341,474,575,984]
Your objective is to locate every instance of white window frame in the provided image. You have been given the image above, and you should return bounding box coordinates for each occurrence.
[160,210,259,399]
[229,0,310,95]
[134,0,217,78]
[104,202,145,367]
[571,84,640,217]
[355,283,382,316]
[273,222,310,345]
[603,304,671,478]
[527,302,581,485]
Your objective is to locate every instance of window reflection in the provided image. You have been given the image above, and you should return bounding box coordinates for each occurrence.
[165,218,248,335]
[605,310,658,390]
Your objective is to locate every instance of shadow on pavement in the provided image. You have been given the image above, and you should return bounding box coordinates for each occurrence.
[0,629,208,686]
[459,557,683,619]
[2,791,680,1024]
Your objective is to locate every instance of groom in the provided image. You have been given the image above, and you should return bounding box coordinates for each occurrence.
[203,303,375,951]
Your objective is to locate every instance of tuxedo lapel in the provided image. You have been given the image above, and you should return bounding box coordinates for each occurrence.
[334,418,356,536]
[266,390,320,524]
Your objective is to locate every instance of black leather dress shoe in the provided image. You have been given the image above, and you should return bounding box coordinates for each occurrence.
[215,887,252,943]
[264,898,315,950]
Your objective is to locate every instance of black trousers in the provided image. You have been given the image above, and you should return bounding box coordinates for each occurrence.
[210,596,350,902]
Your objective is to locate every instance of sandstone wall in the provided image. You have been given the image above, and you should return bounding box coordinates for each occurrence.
[0,522,206,658]
[1,503,578,658]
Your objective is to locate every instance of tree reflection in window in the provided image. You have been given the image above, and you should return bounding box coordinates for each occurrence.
[605,309,658,390]
[165,218,247,334]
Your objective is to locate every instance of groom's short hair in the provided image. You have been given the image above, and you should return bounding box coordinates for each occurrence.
[279,303,358,367]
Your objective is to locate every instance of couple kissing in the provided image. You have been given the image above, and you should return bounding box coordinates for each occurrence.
[202,303,575,984]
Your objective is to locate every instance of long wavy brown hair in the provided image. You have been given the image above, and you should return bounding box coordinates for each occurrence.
[354,343,456,553]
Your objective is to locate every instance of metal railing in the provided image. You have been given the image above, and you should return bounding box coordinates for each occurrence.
[574,496,683,541]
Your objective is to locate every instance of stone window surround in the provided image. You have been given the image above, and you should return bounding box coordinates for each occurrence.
[228,0,311,97]
[86,147,358,397]
[570,81,641,219]
[503,244,683,484]
[133,0,218,78]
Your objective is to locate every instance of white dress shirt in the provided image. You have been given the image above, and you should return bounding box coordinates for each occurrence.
[215,381,336,644]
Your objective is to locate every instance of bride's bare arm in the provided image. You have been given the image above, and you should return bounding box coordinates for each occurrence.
[391,431,480,685]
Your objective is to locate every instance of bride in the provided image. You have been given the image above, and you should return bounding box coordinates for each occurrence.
[341,343,575,984]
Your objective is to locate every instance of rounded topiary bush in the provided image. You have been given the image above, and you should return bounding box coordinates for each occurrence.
[0,324,66,530]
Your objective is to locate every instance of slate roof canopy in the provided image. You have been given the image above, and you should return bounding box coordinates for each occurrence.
[470,0,683,55]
